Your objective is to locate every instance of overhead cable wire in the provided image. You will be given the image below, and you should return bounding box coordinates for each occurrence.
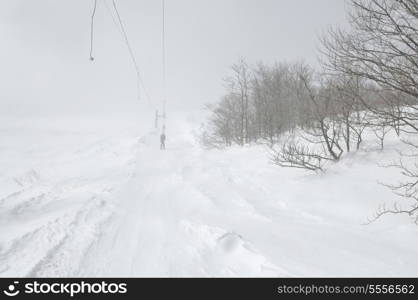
[111,0,151,104]
[89,0,98,61]
[162,0,167,118]
[103,0,124,37]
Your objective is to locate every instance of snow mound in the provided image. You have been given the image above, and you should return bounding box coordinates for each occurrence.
[217,232,243,253]
[180,221,289,277]
[13,169,41,188]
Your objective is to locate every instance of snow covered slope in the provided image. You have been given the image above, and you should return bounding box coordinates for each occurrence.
[1,112,417,277]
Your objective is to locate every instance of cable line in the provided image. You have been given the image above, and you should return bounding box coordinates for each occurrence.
[111,0,151,104]
[103,0,124,37]
[162,0,167,119]
[89,0,98,61]
[89,0,156,110]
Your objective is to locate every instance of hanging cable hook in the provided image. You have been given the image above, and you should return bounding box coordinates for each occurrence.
[90,0,98,61]
[88,0,153,106]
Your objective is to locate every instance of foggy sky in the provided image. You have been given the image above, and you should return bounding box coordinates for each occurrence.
[0,0,348,117]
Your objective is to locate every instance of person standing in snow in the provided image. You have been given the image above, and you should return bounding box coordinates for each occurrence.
[160,132,166,150]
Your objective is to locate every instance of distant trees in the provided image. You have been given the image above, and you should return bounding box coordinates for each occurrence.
[203,60,374,170]
[223,59,252,145]
[202,61,316,148]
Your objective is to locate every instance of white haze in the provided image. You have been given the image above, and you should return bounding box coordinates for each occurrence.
[0,0,347,117]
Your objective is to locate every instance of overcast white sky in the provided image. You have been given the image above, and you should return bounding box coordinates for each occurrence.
[0,0,348,117]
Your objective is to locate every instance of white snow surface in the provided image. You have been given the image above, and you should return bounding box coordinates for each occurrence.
[1,112,417,277]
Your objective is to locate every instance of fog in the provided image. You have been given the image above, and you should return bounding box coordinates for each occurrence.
[0,0,347,117]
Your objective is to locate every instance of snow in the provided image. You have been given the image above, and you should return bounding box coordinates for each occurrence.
[1,112,417,277]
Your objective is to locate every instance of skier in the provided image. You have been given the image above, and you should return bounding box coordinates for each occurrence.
[160,132,166,150]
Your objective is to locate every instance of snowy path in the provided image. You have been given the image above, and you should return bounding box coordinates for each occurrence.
[78,131,287,277]
[1,116,418,277]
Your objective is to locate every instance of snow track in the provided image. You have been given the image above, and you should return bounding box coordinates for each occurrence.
[1,116,418,277]
[78,132,284,277]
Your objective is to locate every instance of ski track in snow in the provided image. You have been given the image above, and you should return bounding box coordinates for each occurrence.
[77,132,286,277]
[1,116,418,277]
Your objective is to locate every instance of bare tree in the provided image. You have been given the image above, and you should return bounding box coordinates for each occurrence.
[271,139,328,172]
[321,0,417,96]
[367,149,418,224]
[225,59,252,145]
[372,117,392,150]
[321,0,418,134]
[298,70,345,162]
[270,66,349,172]
[322,0,418,223]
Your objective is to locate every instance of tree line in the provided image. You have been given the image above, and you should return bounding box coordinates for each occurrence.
[202,0,418,223]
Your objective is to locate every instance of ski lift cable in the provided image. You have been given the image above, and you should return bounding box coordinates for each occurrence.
[103,0,124,37]
[162,0,167,119]
[89,0,155,109]
[89,0,98,60]
[103,0,154,108]
[111,0,152,105]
